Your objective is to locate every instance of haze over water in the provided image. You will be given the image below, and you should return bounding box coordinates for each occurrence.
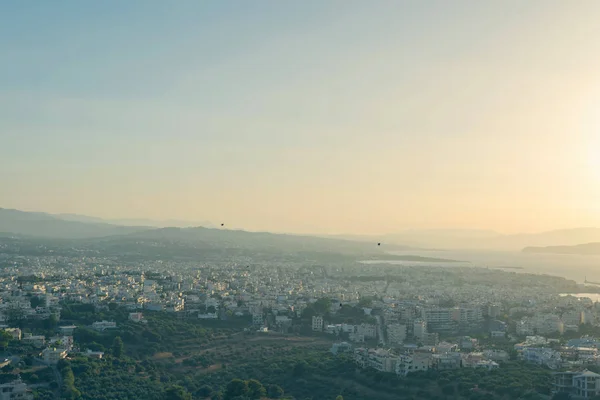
[384,250,600,283]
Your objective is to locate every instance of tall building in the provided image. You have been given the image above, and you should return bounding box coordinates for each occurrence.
[387,324,407,346]
[312,316,324,332]
[413,319,427,341]
[423,308,458,332]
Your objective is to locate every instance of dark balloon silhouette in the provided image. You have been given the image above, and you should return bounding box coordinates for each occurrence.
[378,243,381,246]
[221,223,224,227]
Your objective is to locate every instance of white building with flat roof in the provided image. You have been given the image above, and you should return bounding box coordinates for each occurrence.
[0,378,33,400]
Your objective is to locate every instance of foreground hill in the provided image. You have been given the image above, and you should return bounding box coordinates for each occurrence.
[0,208,147,238]
[523,242,600,255]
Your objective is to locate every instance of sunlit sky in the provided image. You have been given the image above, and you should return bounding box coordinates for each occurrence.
[2,1,600,234]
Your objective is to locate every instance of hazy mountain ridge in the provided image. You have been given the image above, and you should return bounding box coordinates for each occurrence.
[0,209,403,258]
[116,226,409,254]
[0,208,147,239]
[4,208,600,252]
[523,242,600,255]
[56,213,214,228]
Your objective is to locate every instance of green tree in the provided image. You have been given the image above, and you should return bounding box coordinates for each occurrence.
[247,379,266,399]
[442,384,455,398]
[112,336,124,358]
[293,360,309,377]
[267,384,284,399]
[336,396,344,400]
[552,393,572,400]
[0,331,12,350]
[358,297,373,308]
[164,385,192,400]
[198,385,212,398]
[43,314,59,330]
[225,379,249,400]
[30,296,44,308]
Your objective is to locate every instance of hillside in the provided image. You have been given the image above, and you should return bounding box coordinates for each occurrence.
[0,208,409,262]
[523,242,600,255]
[0,208,147,239]
[96,226,406,257]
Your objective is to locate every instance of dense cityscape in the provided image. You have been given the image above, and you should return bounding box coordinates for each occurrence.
[4,1,600,399]
[1,229,600,400]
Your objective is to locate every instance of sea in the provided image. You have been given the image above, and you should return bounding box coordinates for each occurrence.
[367,249,600,284]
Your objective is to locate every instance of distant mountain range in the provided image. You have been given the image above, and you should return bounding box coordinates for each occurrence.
[56,213,215,228]
[0,208,147,239]
[4,207,600,252]
[0,208,407,259]
[523,242,600,255]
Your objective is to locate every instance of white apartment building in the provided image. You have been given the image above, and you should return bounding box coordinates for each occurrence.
[396,353,432,376]
[42,348,67,365]
[357,323,377,339]
[312,316,324,332]
[459,307,483,326]
[434,352,462,370]
[516,319,534,336]
[423,308,458,332]
[522,348,562,369]
[354,348,398,373]
[532,314,564,335]
[553,370,600,398]
[413,320,427,341]
[387,324,407,346]
[562,311,582,326]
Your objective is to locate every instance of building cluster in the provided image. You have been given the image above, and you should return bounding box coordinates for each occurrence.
[516,335,600,370]
[349,339,501,376]
[3,244,600,397]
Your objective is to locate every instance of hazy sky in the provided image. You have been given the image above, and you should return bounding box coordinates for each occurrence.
[2,1,600,234]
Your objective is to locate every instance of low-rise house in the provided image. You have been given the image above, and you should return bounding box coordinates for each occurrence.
[483,350,510,362]
[491,331,506,339]
[435,352,463,370]
[128,313,143,323]
[436,342,458,354]
[460,336,478,350]
[3,328,21,341]
[330,342,352,355]
[84,349,104,359]
[91,321,117,332]
[0,378,33,400]
[58,325,77,336]
[357,323,377,339]
[22,334,45,348]
[522,348,562,369]
[396,353,432,376]
[42,348,67,364]
[354,348,398,373]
